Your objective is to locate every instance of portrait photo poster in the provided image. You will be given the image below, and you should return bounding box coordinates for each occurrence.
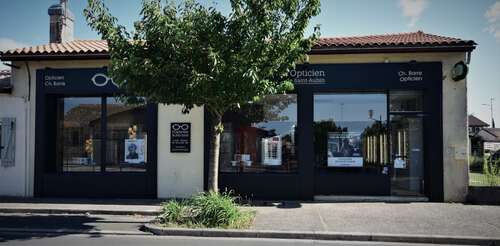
[124,139,145,164]
[327,132,363,167]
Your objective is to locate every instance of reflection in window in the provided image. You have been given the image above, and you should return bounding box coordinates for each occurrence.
[105,97,147,172]
[56,97,102,172]
[314,94,389,168]
[389,91,423,112]
[55,97,148,172]
[220,94,297,173]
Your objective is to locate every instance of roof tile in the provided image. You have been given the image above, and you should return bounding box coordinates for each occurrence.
[0,31,475,59]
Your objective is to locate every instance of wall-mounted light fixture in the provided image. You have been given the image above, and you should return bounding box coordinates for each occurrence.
[451,61,468,82]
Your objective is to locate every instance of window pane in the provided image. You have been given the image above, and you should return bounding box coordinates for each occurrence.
[220,94,298,173]
[314,94,389,168]
[389,91,423,112]
[56,97,102,172]
[105,97,147,172]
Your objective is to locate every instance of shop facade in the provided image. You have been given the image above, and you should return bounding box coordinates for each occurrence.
[0,32,475,202]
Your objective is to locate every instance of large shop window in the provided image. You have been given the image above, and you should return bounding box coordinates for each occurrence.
[55,97,147,172]
[314,93,389,169]
[220,94,298,173]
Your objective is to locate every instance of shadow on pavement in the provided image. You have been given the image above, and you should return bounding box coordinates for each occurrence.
[0,214,102,243]
[0,197,163,206]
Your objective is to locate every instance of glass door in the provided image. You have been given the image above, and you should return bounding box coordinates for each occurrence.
[390,115,424,196]
[389,91,425,196]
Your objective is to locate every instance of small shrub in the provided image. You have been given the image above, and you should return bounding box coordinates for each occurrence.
[158,191,254,229]
[483,156,500,186]
[469,154,484,171]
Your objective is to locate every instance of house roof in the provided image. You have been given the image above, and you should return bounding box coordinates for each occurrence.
[0,70,12,91]
[478,128,500,142]
[469,115,490,127]
[0,40,109,60]
[0,31,476,60]
[313,31,475,53]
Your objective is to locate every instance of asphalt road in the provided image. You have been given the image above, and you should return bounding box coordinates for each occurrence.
[0,234,469,246]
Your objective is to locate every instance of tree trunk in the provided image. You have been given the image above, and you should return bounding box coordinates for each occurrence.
[208,113,222,193]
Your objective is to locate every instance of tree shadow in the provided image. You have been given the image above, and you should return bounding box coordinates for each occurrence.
[249,200,303,209]
[0,214,103,243]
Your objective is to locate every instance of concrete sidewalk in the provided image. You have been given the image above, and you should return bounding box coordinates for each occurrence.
[1,199,500,240]
[250,202,500,238]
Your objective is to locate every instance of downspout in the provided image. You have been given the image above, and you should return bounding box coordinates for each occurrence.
[24,61,32,197]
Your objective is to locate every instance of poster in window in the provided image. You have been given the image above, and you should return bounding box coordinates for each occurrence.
[124,139,145,164]
[327,132,363,167]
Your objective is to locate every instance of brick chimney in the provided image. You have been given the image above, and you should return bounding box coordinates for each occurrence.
[48,0,74,43]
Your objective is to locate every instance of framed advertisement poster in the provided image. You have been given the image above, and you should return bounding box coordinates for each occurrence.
[327,132,363,167]
[124,139,145,164]
[170,122,191,153]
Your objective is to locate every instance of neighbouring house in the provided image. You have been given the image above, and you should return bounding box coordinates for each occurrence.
[476,128,500,155]
[0,0,477,202]
[468,115,489,136]
[0,70,12,94]
[468,115,490,155]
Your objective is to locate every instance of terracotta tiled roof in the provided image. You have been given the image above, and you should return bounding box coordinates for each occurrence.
[312,31,475,54]
[0,31,476,60]
[1,40,108,58]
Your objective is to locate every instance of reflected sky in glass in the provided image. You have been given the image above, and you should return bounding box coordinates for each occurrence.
[314,94,387,123]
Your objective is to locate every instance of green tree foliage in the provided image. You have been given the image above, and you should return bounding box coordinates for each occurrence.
[483,154,500,186]
[84,0,320,192]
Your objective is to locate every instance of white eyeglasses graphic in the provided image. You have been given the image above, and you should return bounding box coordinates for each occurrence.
[91,73,119,87]
[172,124,190,131]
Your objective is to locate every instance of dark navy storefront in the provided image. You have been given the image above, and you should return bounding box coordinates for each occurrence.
[34,68,158,198]
[214,62,444,201]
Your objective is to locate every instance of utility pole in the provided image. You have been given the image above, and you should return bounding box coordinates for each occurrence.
[482,98,495,128]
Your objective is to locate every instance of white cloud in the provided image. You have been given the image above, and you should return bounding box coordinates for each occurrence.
[0,38,28,52]
[485,1,500,42]
[0,38,29,70]
[486,1,500,23]
[399,0,428,28]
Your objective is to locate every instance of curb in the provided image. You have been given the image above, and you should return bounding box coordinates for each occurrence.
[0,208,160,216]
[143,223,500,245]
[0,227,150,236]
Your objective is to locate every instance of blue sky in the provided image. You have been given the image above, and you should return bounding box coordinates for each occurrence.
[0,0,499,124]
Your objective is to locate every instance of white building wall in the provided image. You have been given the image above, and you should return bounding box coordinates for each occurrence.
[157,104,204,198]
[0,96,27,196]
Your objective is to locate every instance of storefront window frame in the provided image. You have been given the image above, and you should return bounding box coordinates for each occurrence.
[218,93,299,174]
[312,91,391,170]
[54,95,148,173]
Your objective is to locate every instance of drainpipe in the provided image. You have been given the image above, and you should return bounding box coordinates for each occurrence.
[24,61,32,197]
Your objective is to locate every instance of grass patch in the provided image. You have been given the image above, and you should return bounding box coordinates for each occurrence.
[157,191,255,229]
[470,172,500,187]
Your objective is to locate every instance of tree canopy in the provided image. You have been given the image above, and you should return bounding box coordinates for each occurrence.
[85,0,321,192]
[85,0,320,117]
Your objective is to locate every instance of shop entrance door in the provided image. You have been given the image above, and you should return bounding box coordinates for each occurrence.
[389,117,425,196]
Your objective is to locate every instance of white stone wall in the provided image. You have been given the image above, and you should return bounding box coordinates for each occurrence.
[0,96,27,196]
[157,104,204,198]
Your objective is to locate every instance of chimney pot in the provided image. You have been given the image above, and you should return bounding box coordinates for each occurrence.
[48,0,74,43]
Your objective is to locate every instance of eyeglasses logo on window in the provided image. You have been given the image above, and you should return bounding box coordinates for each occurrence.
[91,73,119,88]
